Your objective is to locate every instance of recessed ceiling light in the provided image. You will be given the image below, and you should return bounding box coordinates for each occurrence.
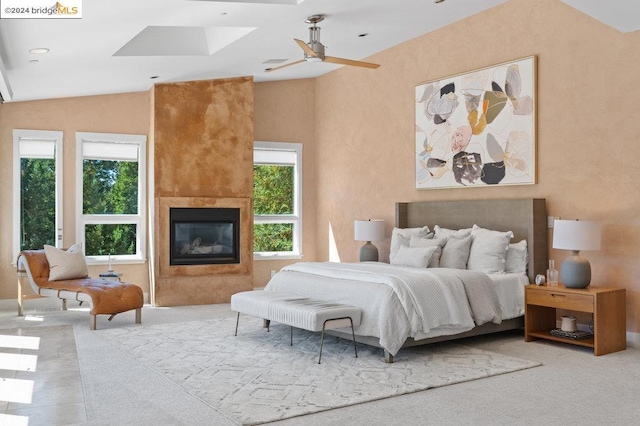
[29,48,50,54]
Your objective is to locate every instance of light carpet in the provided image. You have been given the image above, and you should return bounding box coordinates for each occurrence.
[97,316,540,425]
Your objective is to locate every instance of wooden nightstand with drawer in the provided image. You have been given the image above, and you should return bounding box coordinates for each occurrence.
[525,284,626,355]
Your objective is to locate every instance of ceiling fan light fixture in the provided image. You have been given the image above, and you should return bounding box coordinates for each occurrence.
[29,48,50,54]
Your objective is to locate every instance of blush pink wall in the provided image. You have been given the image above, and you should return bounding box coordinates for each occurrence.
[311,0,640,334]
[0,92,151,299]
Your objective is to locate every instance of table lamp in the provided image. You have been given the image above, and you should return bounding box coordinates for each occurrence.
[354,219,384,262]
[552,219,601,288]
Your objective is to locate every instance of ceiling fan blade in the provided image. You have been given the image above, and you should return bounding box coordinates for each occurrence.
[324,56,380,69]
[294,38,318,58]
[265,59,305,72]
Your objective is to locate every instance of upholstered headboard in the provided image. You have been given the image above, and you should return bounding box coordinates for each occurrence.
[396,198,547,283]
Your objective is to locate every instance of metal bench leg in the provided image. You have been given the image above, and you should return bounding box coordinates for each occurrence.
[90,314,97,331]
[290,326,294,346]
[349,317,358,359]
[319,322,327,364]
[135,308,142,325]
[263,319,270,331]
[62,298,67,311]
[235,312,240,336]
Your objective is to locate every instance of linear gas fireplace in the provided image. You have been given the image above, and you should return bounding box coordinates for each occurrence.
[170,207,240,266]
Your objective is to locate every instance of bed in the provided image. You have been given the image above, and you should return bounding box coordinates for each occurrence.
[265,198,547,362]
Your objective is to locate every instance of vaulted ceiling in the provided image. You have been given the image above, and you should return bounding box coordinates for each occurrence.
[0,0,636,103]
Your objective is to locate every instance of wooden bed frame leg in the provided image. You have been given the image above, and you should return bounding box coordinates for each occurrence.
[135,308,142,325]
[90,315,97,331]
[384,350,394,364]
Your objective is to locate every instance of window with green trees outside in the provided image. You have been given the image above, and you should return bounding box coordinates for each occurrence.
[253,142,302,258]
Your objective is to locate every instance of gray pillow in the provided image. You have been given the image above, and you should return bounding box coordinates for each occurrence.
[439,235,472,269]
[391,245,438,268]
[467,225,513,274]
[410,236,446,268]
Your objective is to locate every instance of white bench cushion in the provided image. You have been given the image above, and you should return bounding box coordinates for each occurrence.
[231,291,361,332]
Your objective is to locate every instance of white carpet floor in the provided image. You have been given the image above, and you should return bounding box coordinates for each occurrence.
[1,302,639,425]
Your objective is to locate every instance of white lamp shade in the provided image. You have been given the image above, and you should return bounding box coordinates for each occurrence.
[354,220,384,242]
[553,220,601,251]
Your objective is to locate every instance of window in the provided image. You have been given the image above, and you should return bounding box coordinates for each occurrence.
[253,141,302,259]
[12,129,63,259]
[76,132,146,263]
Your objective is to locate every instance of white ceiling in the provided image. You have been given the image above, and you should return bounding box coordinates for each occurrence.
[0,0,637,103]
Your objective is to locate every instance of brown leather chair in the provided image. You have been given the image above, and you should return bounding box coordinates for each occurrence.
[17,250,143,330]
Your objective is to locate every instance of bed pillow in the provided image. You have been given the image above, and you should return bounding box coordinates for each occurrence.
[390,245,438,268]
[467,225,513,274]
[433,225,472,239]
[410,236,446,268]
[439,235,472,269]
[44,243,89,281]
[505,240,528,275]
[389,226,431,262]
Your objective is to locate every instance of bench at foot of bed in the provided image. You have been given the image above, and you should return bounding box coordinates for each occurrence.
[231,290,362,364]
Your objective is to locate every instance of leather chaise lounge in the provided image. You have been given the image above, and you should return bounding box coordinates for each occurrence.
[17,250,143,330]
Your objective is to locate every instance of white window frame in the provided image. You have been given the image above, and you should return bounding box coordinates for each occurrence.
[253,141,303,260]
[12,129,64,261]
[76,132,147,264]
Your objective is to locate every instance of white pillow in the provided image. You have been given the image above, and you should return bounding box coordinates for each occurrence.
[410,236,446,268]
[44,243,89,281]
[439,235,472,269]
[390,245,438,268]
[505,240,528,275]
[433,225,472,239]
[467,225,513,274]
[389,226,431,262]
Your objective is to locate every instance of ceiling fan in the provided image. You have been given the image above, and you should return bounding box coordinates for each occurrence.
[266,14,380,72]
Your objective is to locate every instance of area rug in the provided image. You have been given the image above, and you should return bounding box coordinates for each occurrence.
[97,316,540,425]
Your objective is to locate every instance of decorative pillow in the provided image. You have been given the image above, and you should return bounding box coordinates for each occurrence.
[410,236,446,268]
[389,226,431,262]
[390,245,438,268]
[433,225,472,239]
[505,240,528,275]
[44,243,89,281]
[439,235,473,269]
[467,225,514,274]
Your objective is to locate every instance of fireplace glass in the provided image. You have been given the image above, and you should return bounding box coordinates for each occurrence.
[170,208,240,265]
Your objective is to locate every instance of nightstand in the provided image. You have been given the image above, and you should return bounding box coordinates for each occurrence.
[525,284,626,355]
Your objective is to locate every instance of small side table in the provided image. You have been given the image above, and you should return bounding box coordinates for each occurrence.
[99,271,122,282]
[525,284,626,356]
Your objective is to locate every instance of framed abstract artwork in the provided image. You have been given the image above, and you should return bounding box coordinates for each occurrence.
[415,56,536,189]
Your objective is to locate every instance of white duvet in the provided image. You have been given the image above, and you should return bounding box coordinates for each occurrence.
[264,262,527,355]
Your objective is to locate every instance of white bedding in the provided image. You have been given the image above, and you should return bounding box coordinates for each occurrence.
[264,262,528,356]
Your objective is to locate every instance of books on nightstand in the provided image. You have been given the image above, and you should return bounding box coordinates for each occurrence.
[550,329,593,340]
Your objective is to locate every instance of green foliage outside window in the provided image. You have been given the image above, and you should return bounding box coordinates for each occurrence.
[20,158,56,250]
[253,165,294,252]
[83,159,138,255]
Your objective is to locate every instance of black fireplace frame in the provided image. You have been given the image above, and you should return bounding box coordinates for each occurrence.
[169,207,240,266]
